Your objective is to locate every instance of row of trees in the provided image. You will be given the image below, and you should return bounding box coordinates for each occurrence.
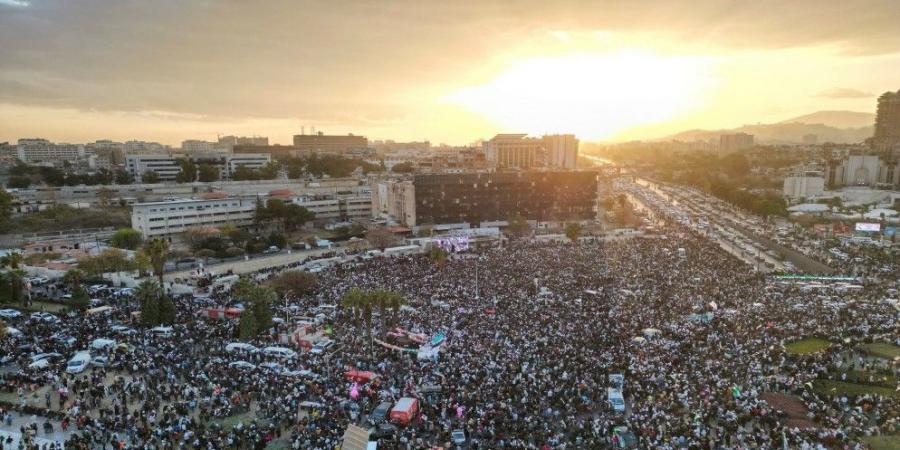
[7,165,133,188]
[340,288,406,343]
[254,198,315,232]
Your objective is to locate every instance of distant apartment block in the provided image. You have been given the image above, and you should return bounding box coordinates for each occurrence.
[719,133,754,154]
[181,140,219,153]
[16,138,84,164]
[293,132,368,156]
[217,135,269,151]
[123,140,168,154]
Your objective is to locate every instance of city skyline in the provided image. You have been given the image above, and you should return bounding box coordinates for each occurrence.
[2,1,900,145]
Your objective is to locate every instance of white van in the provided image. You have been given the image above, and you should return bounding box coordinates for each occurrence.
[262,346,297,359]
[225,342,259,354]
[90,338,117,351]
[66,351,91,374]
[150,326,174,338]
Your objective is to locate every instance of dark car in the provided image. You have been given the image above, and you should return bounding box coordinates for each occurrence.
[371,423,397,440]
[368,401,392,425]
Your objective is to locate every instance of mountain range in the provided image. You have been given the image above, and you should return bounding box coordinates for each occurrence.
[660,110,875,144]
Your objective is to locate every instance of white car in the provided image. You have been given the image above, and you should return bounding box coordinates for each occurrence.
[228,361,257,371]
[110,325,137,336]
[90,338,117,351]
[261,346,297,359]
[66,351,91,374]
[310,339,334,355]
[259,362,283,373]
[0,309,22,320]
[225,342,259,354]
[30,312,59,323]
[150,326,174,338]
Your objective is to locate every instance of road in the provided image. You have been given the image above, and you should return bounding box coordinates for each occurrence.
[163,246,351,281]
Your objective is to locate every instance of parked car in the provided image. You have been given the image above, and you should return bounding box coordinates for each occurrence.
[225,342,258,354]
[261,346,296,359]
[369,402,392,425]
[30,312,59,323]
[0,309,22,320]
[451,429,466,446]
[66,351,91,374]
[228,361,256,371]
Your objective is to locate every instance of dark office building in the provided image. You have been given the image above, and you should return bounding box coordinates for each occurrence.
[413,171,599,225]
[293,132,368,155]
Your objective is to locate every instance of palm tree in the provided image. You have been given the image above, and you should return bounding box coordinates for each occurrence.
[341,287,366,324]
[134,279,163,327]
[8,268,25,306]
[0,252,24,270]
[141,238,170,288]
[63,268,84,287]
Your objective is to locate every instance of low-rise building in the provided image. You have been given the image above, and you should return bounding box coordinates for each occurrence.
[126,153,271,182]
[130,195,261,237]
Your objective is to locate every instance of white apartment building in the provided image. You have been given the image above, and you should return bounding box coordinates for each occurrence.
[124,140,167,154]
[126,153,271,183]
[131,196,260,237]
[181,140,219,153]
[17,139,85,164]
[292,189,372,223]
[127,155,182,182]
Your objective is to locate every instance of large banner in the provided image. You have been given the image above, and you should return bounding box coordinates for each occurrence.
[855,222,881,232]
[436,236,470,253]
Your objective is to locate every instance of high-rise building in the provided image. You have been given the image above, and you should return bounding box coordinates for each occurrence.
[872,90,900,156]
[718,133,754,154]
[482,134,545,169]
[542,134,579,169]
[373,171,600,227]
[293,132,368,156]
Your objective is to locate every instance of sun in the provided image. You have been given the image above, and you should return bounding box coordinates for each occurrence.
[444,50,715,140]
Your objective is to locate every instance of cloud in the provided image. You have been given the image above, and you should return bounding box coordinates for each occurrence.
[0,0,29,7]
[816,88,873,99]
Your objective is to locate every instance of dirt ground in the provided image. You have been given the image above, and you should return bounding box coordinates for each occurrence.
[760,392,817,429]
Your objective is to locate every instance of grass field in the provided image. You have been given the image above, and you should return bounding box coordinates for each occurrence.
[862,435,900,450]
[785,338,831,355]
[812,380,898,398]
[860,343,900,360]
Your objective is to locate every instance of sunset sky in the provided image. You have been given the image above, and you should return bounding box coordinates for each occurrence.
[2,0,900,145]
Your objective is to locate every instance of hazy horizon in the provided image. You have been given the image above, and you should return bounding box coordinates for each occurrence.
[2,0,899,146]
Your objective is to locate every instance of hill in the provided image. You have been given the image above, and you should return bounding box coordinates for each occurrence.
[659,111,874,145]
[779,110,874,128]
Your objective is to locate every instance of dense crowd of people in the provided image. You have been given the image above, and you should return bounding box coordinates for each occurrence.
[0,185,897,450]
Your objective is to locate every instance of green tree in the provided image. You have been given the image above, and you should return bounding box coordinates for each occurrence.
[430,245,448,269]
[267,271,317,297]
[110,228,144,250]
[70,284,90,311]
[142,171,161,183]
[175,158,197,183]
[135,279,162,327]
[140,238,170,287]
[197,164,219,182]
[114,169,133,185]
[96,187,117,208]
[238,311,258,339]
[365,227,398,250]
[158,295,177,325]
[232,279,276,336]
[63,268,85,287]
[7,176,31,189]
[565,222,583,242]
[0,189,13,225]
[283,204,315,232]
[506,214,530,239]
[1,252,23,269]
[391,162,415,173]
